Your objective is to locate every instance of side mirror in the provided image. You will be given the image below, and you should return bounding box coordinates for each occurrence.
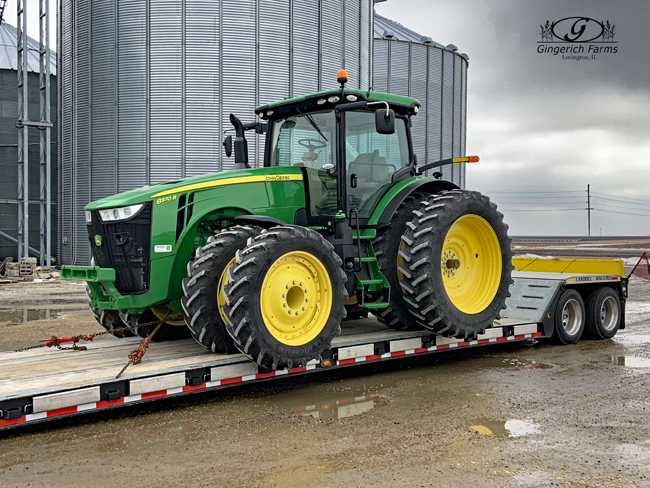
[223,135,233,158]
[375,109,395,134]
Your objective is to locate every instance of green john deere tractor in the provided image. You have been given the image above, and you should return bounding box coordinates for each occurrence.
[62,71,513,371]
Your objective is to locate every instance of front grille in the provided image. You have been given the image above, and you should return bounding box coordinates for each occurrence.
[88,203,152,295]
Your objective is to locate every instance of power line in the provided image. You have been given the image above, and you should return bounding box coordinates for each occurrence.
[591,191,650,205]
[499,208,584,212]
[591,201,650,211]
[593,207,650,217]
[590,195,650,209]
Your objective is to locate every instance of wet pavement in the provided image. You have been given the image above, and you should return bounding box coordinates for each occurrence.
[0,278,649,487]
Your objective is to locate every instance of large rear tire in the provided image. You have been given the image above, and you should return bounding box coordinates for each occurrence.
[182,226,261,353]
[398,190,513,339]
[222,226,347,370]
[373,192,429,330]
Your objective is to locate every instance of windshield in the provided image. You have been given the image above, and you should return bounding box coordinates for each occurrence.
[269,111,335,168]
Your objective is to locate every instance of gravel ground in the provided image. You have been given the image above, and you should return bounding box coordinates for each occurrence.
[0,250,649,487]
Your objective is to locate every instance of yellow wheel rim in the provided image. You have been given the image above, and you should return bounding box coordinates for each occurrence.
[397,232,406,288]
[150,305,185,326]
[261,251,332,346]
[441,214,502,315]
[217,257,236,324]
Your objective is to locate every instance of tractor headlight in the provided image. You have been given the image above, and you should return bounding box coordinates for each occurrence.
[85,210,92,224]
[97,204,144,222]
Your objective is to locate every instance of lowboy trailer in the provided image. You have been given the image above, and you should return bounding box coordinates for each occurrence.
[0,258,627,432]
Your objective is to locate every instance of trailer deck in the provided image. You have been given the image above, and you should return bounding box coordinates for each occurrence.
[0,269,625,431]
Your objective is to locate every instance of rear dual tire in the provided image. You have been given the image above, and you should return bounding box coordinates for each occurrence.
[398,190,513,339]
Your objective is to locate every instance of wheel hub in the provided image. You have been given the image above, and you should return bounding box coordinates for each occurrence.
[440,214,502,315]
[260,251,332,346]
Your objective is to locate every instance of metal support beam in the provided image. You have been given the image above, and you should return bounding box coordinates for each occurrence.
[39,0,52,267]
[16,0,29,260]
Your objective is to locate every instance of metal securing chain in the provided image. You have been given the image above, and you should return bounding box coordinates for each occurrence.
[115,319,166,379]
[14,312,172,379]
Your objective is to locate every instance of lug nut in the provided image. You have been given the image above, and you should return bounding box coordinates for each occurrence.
[283,303,287,307]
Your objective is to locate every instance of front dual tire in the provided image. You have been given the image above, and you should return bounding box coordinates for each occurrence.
[220,226,347,371]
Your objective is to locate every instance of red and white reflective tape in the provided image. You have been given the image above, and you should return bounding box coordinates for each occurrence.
[0,365,318,428]
[0,333,542,429]
[337,332,543,365]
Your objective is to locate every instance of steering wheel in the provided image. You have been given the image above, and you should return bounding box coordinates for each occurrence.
[298,138,327,150]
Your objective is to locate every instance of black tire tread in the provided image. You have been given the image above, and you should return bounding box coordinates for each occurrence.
[181,226,261,353]
[584,287,620,340]
[222,225,347,370]
[86,285,134,338]
[398,190,513,339]
[373,192,429,331]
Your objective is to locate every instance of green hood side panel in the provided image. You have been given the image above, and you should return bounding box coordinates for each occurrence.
[85,166,304,209]
[83,166,307,311]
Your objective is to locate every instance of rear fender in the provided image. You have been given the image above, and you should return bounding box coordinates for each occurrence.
[368,178,459,226]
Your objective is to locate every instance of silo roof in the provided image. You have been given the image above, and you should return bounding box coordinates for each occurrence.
[374,13,445,49]
[0,22,57,75]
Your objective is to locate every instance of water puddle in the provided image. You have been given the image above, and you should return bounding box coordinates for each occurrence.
[295,394,387,420]
[469,419,540,437]
[612,356,650,368]
[470,357,552,370]
[0,308,67,325]
[614,334,650,344]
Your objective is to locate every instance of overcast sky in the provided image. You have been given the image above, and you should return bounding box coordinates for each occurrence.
[376,0,650,236]
[4,1,649,236]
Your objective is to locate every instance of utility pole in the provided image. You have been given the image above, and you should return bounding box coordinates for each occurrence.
[586,184,593,241]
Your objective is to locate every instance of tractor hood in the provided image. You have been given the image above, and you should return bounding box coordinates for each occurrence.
[85,166,304,210]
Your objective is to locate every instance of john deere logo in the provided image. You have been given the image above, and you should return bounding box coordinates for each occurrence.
[94,235,102,247]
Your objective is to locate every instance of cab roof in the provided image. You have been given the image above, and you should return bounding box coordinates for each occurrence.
[255,88,421,120]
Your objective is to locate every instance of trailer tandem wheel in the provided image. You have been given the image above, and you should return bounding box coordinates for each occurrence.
[221,226,347,371]
[584,287,621,340]
[553,289,586,345]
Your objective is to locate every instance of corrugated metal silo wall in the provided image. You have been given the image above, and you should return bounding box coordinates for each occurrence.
[0,70,58,260]
[373,39,468,188]
[58,0,374,265]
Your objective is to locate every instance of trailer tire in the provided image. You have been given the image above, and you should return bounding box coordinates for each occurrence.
[182,226,261,353]
[373,192,429,330]
[398,190,513,339]
[584,287,620,340]
[222,226,347,371]
[553,289,585,345]
[121,307,192,342]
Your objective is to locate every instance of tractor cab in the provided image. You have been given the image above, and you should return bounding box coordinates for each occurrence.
[255,71,420,225]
